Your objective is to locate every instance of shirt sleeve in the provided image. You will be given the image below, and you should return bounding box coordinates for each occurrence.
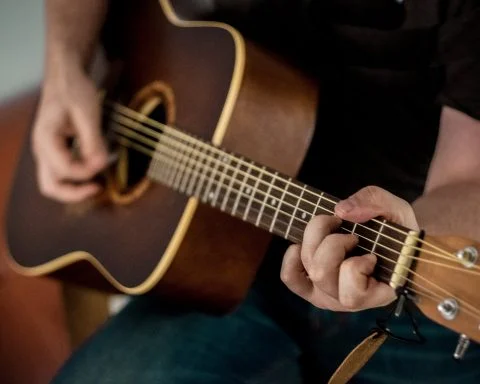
[437,3,480,120]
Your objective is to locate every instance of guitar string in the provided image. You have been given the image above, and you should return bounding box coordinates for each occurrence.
[110,131,480,318]
[292,234,480,321]
[107,113,478,271]
[374,267,480,325]
[107,112,452,265]
[110,122,480,279]
[105,101,461,261]
[110,121,480,276]
[113,131,480,321]
[105,103,466,261]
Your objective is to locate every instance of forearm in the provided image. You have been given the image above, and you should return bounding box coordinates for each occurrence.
[45,0,108,77]
[412,181,480,240]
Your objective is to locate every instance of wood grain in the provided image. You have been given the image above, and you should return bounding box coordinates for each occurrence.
[6,0,317,313]
[413,235,480,343]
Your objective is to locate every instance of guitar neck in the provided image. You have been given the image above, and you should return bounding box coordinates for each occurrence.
[109,113,414,283]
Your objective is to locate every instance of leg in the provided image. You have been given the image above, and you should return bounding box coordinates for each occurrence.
[51,290,303,384]
[300,306,480,384]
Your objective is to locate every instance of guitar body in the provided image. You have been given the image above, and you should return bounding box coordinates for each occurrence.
[5,0,318,313]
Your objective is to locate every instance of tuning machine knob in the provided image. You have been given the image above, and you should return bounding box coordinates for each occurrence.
[437,298,459,320]
[456,246,478,268]
[454,334,470,360]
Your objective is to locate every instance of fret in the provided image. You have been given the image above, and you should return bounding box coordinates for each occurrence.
[211,154,231,207]
[167,139,183,187]
[353,220,382,253]
[255,172,276,227]
[322,193,338,215]
[179,140,196,193]
[173,139,192,191]
[231,161,253,216]
[202,150,222,203]
[297,197,314,224]
[371,219,387,254]
[155,142,173,184]
[269,177,291,233]
[192,145,211,198]
[314,191,325,216]
[285,183,306,240]
[221,157,243,212]
[147,142,161,181]
[351,222,358,235]
[186,142,204,196]
[243,166,265,221]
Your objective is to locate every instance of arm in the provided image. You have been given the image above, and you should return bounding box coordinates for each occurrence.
[45,0,108,75]
[413,106,480,240]
[32,0,109,203]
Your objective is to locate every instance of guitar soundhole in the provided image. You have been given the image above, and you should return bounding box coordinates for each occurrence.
[109,81,176,205]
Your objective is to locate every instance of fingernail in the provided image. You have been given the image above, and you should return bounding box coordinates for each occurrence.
[336,198,354,214]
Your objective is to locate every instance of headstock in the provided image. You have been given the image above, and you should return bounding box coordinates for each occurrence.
[408,234,480,358]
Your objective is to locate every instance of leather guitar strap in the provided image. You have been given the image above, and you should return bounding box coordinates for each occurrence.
[327,329,388,384]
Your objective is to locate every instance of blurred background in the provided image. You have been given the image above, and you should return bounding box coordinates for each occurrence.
[0,0,44,101]
[0,2,116,384]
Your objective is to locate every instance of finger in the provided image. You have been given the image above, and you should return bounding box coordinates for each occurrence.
[70,79,108,171]
[38,161,101,203]
[302,215,342,268]
[307,233,358,298]
[334,185,418,229]
[35,109,102,181]
[338,254,396,310]
[46,134,104,181]
[308,287,349,311]
[281,244,313,298]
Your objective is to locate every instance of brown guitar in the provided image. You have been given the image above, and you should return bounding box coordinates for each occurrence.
[5,0,480,355]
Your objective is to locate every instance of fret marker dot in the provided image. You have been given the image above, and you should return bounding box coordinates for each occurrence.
[209,192,215,201]
[301,212,307,220]
[245,187,252,195]
[271,198,277,206]
[222,156,229,163]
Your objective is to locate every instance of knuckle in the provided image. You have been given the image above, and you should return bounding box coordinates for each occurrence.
[304,216,339,245]
[340,258,359,278]
[308,214,331,228]
[280,247,296,283]
[280,261,290,283]
[308,268,327,283]
[52,163,70,178]
[340,293,363,310]
[280,268,291,285]
[322,233,344,248]
[39,182,54,198]
[361,185,381,200]
[300,247,311,264]
[310,296,328,310]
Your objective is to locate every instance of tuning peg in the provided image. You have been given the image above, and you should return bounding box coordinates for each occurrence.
[453,334,470,360]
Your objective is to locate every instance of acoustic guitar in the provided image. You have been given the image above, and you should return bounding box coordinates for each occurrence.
[5,0,480,357]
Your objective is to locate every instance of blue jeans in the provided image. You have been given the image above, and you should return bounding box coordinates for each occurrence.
[51,250,480,384]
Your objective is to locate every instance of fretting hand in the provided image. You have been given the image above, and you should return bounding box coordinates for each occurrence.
[280,186,419,312]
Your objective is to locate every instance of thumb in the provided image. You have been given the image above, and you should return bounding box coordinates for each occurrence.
[334,186,418,228]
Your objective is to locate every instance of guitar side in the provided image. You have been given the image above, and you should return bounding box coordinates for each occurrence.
[5,0,318,313]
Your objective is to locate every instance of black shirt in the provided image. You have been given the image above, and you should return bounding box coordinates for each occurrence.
[190,0,480,202]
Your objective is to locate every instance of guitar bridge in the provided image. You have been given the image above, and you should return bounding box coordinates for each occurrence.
[390,230,422,290]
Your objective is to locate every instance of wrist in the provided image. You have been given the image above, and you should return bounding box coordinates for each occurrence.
[45,36,94,76]
[44,45,88,92]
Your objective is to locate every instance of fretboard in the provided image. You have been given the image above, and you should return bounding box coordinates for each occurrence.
[109,117,412,283]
